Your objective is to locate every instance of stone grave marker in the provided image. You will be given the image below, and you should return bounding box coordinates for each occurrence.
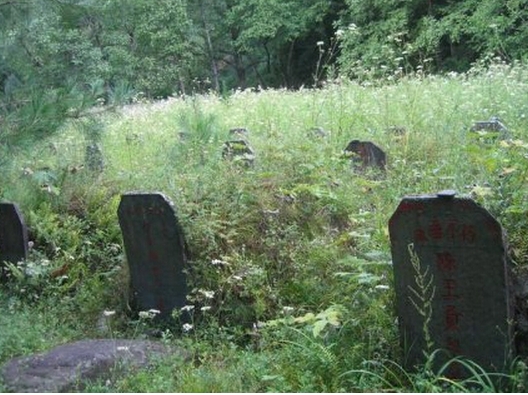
[0,203,28,281]
[387,125,407,136]
[222,139,255,166]
[344,140,386,171]
[308,126,329,138]
[85,142,105,173]
[118,193,188,319]
[470,116,509,141]
[229,127,249,138]
[389,191,514,377]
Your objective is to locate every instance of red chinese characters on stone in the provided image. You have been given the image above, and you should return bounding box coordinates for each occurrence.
[413,219,477,245]
[414,228,428,243]
[446,337,462,354]
[445,337,464,378]
[442,279,460,301]
[142,221,162,287]
[436,252,457,272]
[460,225,477,243]
[428,219,443,240]
[445,305,462,331]
[435,250,464,366]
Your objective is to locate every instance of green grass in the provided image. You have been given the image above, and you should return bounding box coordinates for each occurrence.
[2,61,528,392]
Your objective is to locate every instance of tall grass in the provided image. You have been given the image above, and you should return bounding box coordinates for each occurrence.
[1,60,528,391]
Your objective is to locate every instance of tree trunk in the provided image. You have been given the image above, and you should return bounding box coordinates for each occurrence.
[199,0,220,92]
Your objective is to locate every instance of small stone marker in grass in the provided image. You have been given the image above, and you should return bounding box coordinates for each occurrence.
[118,192,188,320]
[85,142,105,172]
[308,126,329,138]
[389,190,514,378]
[229,127,249,138]
[222,139,255,166]
[343,140,386,171]
[0,202,28,281]
[387,125,407,136]
[470,116,510,141]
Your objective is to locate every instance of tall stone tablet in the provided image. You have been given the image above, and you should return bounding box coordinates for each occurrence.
[0,203,28,281]
[118,193,188,319]
[389,191,514,377]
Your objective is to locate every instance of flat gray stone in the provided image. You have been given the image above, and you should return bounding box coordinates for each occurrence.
[1,339,183,393]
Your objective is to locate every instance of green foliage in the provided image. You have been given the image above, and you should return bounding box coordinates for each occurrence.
[0,2,107,147]
[0,290,76,363]
[3,0,528,153]
[337,0,528,79]
[99,0,193,98]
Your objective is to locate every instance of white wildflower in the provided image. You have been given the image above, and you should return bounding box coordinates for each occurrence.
[201,306,212,312]
[182,323,193,332]
[282,306,294,315]
[138,309,160,319]
[138,311,150,319]
[103,310,116,317]
[181,305,195,312]
[316,41,324,47]
[211,259,228,266]
[199,289,215,299]
[375,285,390,290]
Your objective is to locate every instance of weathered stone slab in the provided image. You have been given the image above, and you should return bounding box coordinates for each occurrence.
[229,127,249,138]
[118,193,188,319]
[387,125,407,136]
[222,139,255,166]
[0,203,28,281]
[344,140,386,171]
[470,116,509,140]
[308,126,329,138]
[0,339,182,393]
[85,142,105,172]
[389,191,514,377]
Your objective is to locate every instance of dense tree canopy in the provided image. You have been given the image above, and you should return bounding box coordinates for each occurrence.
[1,0,527,144]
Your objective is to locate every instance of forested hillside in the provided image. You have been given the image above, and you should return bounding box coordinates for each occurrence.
[1,0,527,145]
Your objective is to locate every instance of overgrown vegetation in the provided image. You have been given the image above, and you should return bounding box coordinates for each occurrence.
[3,0,528,145]
[1,59,528,392]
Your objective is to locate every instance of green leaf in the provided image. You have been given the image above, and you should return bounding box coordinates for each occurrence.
[293,312,315,324]
[312,318,328,338]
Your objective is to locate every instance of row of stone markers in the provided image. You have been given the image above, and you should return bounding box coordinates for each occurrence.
[0,196,188,320]
[223,117,506,171]
[222,126,388,171]
[0,187,524,378]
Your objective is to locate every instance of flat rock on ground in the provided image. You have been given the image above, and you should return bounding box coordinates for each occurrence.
[1,339,184,393]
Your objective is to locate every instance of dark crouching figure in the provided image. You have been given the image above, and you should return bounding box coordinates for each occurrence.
[344,140,386,171]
